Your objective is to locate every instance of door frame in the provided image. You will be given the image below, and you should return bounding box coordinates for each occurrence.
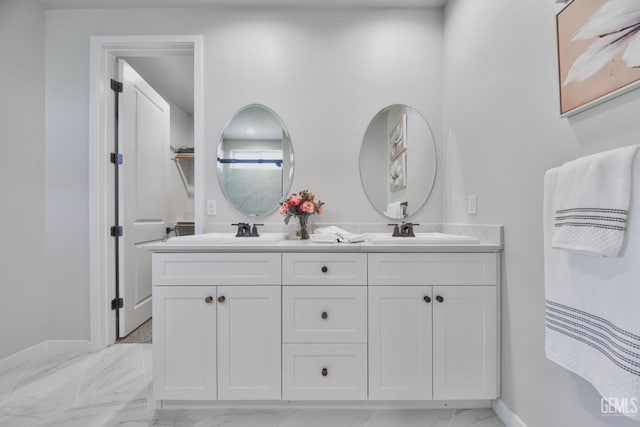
[88,35,204,350]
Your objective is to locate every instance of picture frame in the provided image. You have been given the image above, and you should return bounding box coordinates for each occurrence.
[389,151,407,192]
[557,0,640,117]
[389,114,407,160]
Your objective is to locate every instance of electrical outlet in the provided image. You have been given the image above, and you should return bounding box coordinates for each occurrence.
[467,194,478,215]
[206,200,217,216]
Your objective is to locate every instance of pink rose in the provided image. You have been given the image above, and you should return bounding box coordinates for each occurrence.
[280,204,289,214]
[317,206,323,214]
[301,201,315,214]
[288,194,302,206]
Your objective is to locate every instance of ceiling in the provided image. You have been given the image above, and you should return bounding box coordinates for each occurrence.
[126,56,194,115]
[37,0,447,8]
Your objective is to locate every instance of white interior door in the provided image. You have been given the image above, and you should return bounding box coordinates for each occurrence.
[118,58,170,338]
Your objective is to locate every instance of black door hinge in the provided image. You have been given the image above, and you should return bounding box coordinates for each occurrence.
[110,153,123,165]
[110,226,123,237]
[110,79,123,93]
[111,298,124,310]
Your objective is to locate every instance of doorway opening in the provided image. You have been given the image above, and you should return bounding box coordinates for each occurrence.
[89,36,204,350]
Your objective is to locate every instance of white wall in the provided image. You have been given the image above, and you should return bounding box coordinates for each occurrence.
[444,1,640,426]
[0,0,47,359]
[44,7,444,340]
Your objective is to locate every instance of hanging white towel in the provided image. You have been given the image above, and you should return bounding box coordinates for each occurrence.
[544,159,640,422]
[385,202,403,219]
[552,145,639,257]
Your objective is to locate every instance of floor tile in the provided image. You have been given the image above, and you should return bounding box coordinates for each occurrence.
[75,344,147,408]
[30,399,152,427]
[0,361,33,406]
[0,352,88,426]
[150,408,297,427]
[448,409,506,427]
[365,409,454,427]
[280,408,375,427]
[140,344,154,411]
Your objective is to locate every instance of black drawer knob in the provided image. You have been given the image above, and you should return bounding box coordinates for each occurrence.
[423,296,431,303]
[321,311,328,320]
[436,295,444,303]
[321,368,328,377]
[321,266,328,273]
[218,296,226,303]
[205,296,213,304]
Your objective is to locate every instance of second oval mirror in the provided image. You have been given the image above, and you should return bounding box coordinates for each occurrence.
[217,104,294,217]
[359,105,437,219]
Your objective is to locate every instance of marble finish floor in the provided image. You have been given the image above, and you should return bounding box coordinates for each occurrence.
[0,344,506,427]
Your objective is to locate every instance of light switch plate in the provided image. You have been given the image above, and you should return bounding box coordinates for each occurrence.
[467,194,478,215]
[206,200,217,216]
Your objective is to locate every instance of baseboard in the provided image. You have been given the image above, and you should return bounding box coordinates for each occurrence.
[493,399,528,427]
[0,340,92,372]
[160,400,493,410]
[0,342,47,372]
[44,340,92,354]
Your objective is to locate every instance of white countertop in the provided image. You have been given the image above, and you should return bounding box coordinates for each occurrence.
[144,240,501,253]
[144,224,503,253]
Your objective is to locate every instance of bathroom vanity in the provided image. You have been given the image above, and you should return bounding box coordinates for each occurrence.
[148,229,501,407]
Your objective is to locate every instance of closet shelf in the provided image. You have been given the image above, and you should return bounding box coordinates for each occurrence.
[171,149,194,197]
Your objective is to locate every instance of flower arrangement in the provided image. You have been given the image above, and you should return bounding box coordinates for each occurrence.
[280,190,324,239]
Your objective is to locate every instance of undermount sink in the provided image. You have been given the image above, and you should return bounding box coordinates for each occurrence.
[167,232,288,245]
[367,232,480,245]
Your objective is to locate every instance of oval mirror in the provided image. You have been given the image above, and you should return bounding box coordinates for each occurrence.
[217,104,294,217]
[359,105,436,219]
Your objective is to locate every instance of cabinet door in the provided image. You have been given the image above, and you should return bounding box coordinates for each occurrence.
[153,286,217,400]
[433,286,497,400]
[217,286,281,400]
[369,286,433,400]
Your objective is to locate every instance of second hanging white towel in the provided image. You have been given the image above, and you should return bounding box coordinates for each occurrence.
[552,145,639,257]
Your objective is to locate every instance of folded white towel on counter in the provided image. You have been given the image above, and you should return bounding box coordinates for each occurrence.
[309,234,339,243]
[552,145,639,257]
[311,226,367,244]
[544,162,640,422]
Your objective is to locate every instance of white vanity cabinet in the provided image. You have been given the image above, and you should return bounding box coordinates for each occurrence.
[368,253,499,401]
[281,253,368,400]
[152,247,500,404]
[153,285,218,400]
[152,253,282,401]
[432,285,497,400]
[368,286,433,400]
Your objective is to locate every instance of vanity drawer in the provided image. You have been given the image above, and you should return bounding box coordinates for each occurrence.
[368,253,498,286]
[283,287,367,343]
[152,253,281,286]
[282,343,367,400]
[282,253,367,286]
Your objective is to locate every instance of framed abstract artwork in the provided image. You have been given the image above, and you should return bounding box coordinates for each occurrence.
[389,115,407,160]
[389,151,407,192]
[557,0,640,116]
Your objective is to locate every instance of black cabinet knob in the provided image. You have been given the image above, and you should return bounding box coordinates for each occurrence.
[205,296,213,304]
[423,296,431,303]
[436,295,444,303]
[218,296,226,303]
[321,311,328,320]
[321,368,328,377]
[321,266,328,273]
